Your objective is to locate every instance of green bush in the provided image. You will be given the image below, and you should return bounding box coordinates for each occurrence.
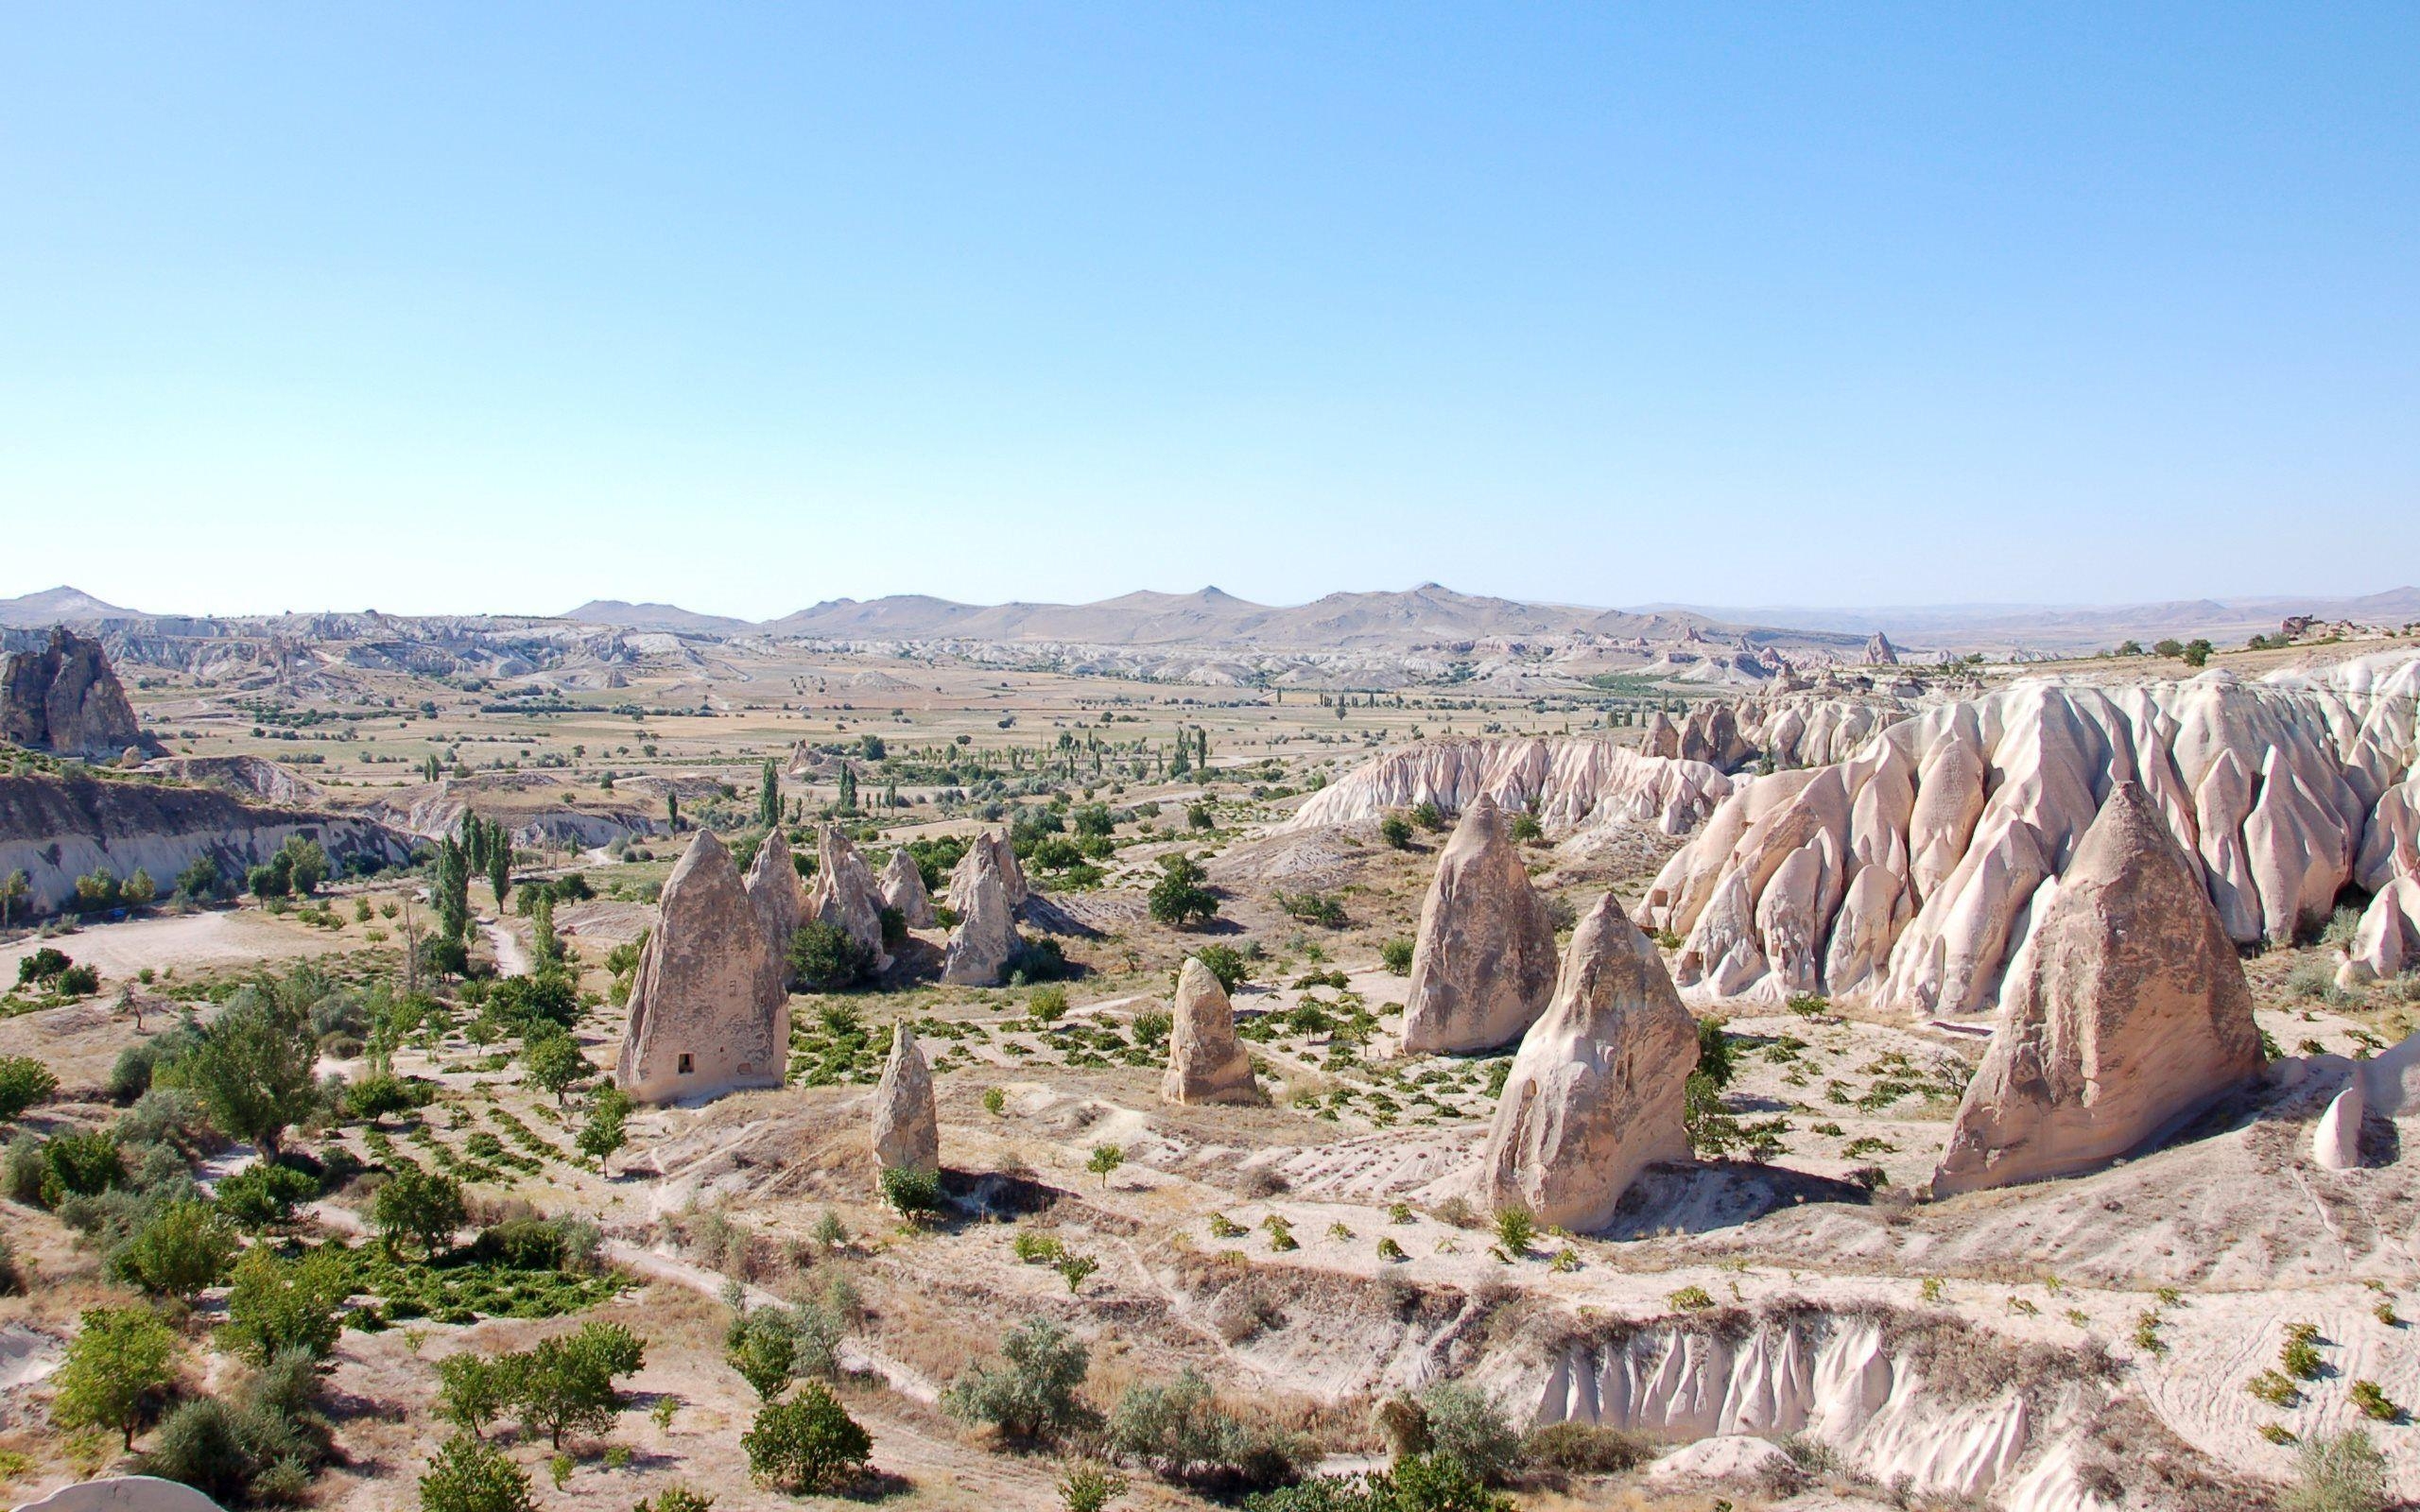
[113,1199,239,1300]
[1191,944,1249,994]
[788,920,876,991]
[1108,1368,1305,1492]
[942,1317,1094,1444]
[1378,816,1413,850]
[878,1164,944,1219]
[2287,1428,2389,1512]
[418,1432,537,1512]
[216,1162,320,1230]
[1379,938,1414,974]
[743,1381,872,1492]
[0,1057,59,1121]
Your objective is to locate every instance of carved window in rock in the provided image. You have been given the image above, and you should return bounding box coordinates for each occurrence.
[678,1053,693,1074]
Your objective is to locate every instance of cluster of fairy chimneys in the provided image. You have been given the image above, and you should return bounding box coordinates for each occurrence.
[1411,787,2291,1229]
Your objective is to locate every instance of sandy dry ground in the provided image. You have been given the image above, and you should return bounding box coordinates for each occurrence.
[0,909,347,985]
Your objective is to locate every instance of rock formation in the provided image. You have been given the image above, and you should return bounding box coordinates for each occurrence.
[1481,895,1697,1230]
[1162,956,1259,1105]
[616,831,784,1104]
[743,829,804,1057]
[1402,795,1561,1054]
[941,838,1021,986]
[945,829,1026,914]
[1930,784,2265,1196]
[1291,736,1730,837]
[807,824,890,973]
[1863,631,1900,666]
[1,629,147,759]
[870,1023,939,1175]
[878,848,936,928]
[1643,659,2420,1018]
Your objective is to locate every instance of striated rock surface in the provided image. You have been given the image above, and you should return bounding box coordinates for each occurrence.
[1930,784,2264,1196]
[743,829,804,1056]
[808,824,891,973]
[1,629,146,759]
[1402,795,1561,1054]
[941,838,1021,986]
[945,829,1027,914]
[1643,658,2420,1018]
[1162,956,1259,1105]
[878,848,936,928]
[1289,736,1731,837]
[1863,631,1900,666]
[616,831,782,1104]
[1481,895,1697,1230]
[870,1023,939,1175]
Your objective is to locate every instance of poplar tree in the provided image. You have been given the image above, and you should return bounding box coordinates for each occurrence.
[837,763,858,813]
[757,759,780,828]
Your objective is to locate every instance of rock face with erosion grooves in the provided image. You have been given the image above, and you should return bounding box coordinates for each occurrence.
[1,628,146,759]
[1930,783,2264,1196]
[1288,736,1731,837]
[945,829,1026,914]
[743,829,804,1057]
[1481,895,1697,1231]
[940,839,1020,986]
[615,831,779,1105]
[808,824,891,973]
[1402,795,1560,1054]
[870,1023,938,1175]
[1162,957,1259,1106]
[878,847,936,928]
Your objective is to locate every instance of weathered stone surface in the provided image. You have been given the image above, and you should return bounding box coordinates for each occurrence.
[1863,631,1900,666]
[0,629,146,759]
[945,829,1026,914]
[743,829,804,1057]
[1401,795,1560,1054]
[616,831,780,1104]
[878,848,936,928]
[870,1023,939,1175]
[807,824,890,973]
[941,838,1020,986]
[1162,956,1259,1105]
[2314,1077,2365,1171]
[1482,894,1697,1231]
[1931,783,2264,1196]
[11,1477,227,1512]
[2338,872,2420,989]
[1289,736,1730,838]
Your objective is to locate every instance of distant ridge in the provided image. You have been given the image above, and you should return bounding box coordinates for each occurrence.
[0,585,142,627]
[562,600,757,635]
[1636,586,2420,652]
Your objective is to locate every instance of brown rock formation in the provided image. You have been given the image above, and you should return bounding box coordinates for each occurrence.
[1,629,146,759]
[1162,956,1259,1105]
[807,824,890,973]
[941,838,1020,986]
[1402,795,1559,1054]
[1931,783,2264,1196]
[878,848,936,929]
[1482,894,1697,1230]
[615,831,782,1105]
[870,1023,939,1175]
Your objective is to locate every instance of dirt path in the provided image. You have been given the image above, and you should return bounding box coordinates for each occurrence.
[483,916,530,977]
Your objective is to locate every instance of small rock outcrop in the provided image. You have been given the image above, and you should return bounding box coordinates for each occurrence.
[616,831,781,1104]
[941,839,1021,986]
[1931,783,2265,1196]
[878,848,936,928]
[870,1023,939,1175]
[1481,895,1697,1230]
[1402,795,1560,1054]
[1,628,147,759]
[743,829,804,1055]
[1863,631,1900,666]
[946,829,1026,914]
[808,825,890,973]
[1162,957,1259,1105]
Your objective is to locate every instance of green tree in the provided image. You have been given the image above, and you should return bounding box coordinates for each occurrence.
[222,1245,351,1365]
[122,868,158,908]
[0,869,27,929]
[727,1314,798,1401]
[2182,638,2215,668]
[418,1432,537,1512]
[434,838,473,944]
[280,835,329,897]
[837,762,858,814]
[183,986,319,1158]
[788,920,874,990]
[742,1382,872,1492]
[1148,855,1219,928]
[115,1199,239,1300]
[53,1305,180,1449]
[486,833,511,908]
[941,1317,1093,1443]
[578,1089,632,1167]
[1378,815,1413,850]
[524,1032,590,1106]
[757,759,780,829]
[512,1321,645,1448]
[372,1167,467,1257]
[436,1353,520,1439]
[0,1056,59,1120]
[1086,1144,1124,1188]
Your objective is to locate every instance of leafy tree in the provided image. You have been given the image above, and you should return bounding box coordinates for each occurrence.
[434,837,473,944]
[53,1305,180,1449]
[115,1199,239,1300]
[1086,1144,1124,1187]
[788,920,874,990]
[281,836,329,897]
[1380,937,1415,974]
[0,869,27,929]
[2182,638,2215,668]
[727,1313,798,1400]
[757,759,780,829]
[221,1245,351,1365]
[743,1382,872,1492]
[123,868,158,907]
[1409,801,1445,833]
[524,1032,591,1105]
[38,1128,126,1206]
[372,1167,467,1257]
[486,834,510,908]
[578,1090,631,1166]
[836,762,859,814]
[183,985,320,1158]
[942,1317,1093,1443]
[1108,1369,1305,1492]
[173,855,218,901]
[1148,855,1219,928]
[1190,945,1249,994]
[419,1431,537,1512]
[216,1160,320,1230]
[1694,1016,1733,1088]
[436,1353,520,1438]
[878,1164,943,1219]
[512,1320,645,1448]
[2152,638,2185,659]
[1378,815,1413,850]
[0,1056,59,1120]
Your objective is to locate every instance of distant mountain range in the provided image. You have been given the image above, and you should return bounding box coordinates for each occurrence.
[7,581,2413,657]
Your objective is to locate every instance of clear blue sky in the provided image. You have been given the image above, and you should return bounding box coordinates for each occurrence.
[3,4,2413,620]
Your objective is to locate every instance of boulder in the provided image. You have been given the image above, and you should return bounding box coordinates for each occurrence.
[878,848,936,929]
[0,628,146,759]
[870,1023,939,1175]
[941,840,1020,986]
[1162,957,1259,1105]
[1402,795,1560,1054]
[1481,895,1697,1230]
[808,825,891,973]
[615,831,781,1104]
[1931,783,2264,1196]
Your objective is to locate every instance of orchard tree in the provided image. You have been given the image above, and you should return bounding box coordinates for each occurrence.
[52,1306,179,1449]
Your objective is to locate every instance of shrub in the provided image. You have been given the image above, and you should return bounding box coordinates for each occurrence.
[1191,944,1249,994]
[0,1057,58,1121]
[788,920,875,991]
[878,1164,943,1219]
[222,1245,352,1365]
[1490,1208,1533,1257]
[52,1305,180,1448]
[114,1199,239,1299]
[2287,1429,2389,1512]
[372,1167,467,1257]
[1058,1460,1130,1512]
[1667,1285,1715,1312]
[217,1161,320,1230]
[510,1320,645,1448]
[942,1317,1093,1443]
[1379,937,1414,974]
[743,1382,871,1492]
[1149,855,1219,928]
[1132,1010,1171,1046]
[1415,1382,1521,1486]
[1108,1369,1305,1492]
[1522,1421,1653,1475]
[1507,813,1543,844]
[2349,1379,2403,1422]
[1378,815,1413,850]
[419,1431,537,1512]
[39,1129,126,1207]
